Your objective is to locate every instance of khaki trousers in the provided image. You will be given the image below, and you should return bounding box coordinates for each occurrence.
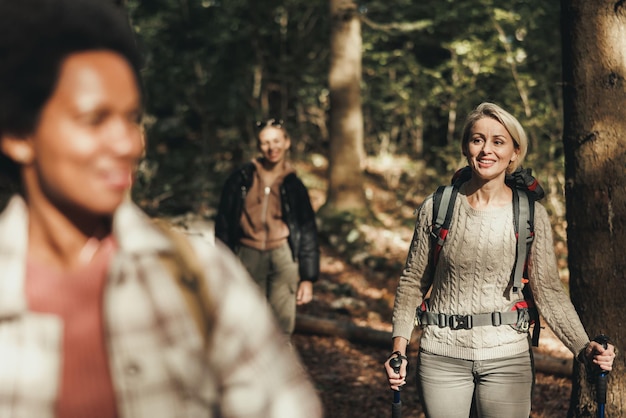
[416,349,534,418]
[237,244,299,334]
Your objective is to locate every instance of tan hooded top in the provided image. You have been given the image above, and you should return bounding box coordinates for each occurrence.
[239,159,294,251]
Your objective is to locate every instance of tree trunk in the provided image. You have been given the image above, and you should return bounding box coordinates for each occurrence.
[324,0,367,213]
[411,111,424,157]
[561,1,626,416]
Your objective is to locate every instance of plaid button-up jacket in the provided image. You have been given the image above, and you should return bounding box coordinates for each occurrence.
[0,196,322,417]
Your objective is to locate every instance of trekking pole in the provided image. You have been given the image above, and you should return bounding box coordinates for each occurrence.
[593,335,610,418]
[389,356,402,418]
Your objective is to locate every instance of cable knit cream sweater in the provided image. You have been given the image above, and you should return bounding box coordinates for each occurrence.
[392,191,590,360]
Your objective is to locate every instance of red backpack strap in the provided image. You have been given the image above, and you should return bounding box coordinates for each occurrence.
[431,185,459,267]
[506,167,545,200]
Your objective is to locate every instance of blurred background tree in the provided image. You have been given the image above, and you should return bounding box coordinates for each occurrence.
[321,0,367,216]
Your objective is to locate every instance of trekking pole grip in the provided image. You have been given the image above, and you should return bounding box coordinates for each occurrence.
[390,356,402,375]
[593,335,609,405]
[389,355,403,418]
[592,334,610,418]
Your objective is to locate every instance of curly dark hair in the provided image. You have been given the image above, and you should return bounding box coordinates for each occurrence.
[0,0,142,186]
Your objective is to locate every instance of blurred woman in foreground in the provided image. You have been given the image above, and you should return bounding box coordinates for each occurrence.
[0,1,321,416]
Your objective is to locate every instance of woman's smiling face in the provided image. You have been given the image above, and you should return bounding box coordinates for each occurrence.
[465,117,519,182]
[7,50,144,217]
[258,126,290,166]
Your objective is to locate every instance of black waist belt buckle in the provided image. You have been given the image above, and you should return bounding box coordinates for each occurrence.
[449,314,472,330]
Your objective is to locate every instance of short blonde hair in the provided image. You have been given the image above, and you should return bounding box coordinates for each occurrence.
[460,102,528,173]
[256,118,289,140]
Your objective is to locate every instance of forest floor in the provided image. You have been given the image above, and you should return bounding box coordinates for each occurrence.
[292,244,573,418]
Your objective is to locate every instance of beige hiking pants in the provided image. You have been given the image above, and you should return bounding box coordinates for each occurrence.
[416,349,534,418]
[237,243,299,334]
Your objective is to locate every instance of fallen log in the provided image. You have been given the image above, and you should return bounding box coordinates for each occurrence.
[295,314,573,377]
[295,314,403,348]
[531,352,574,377]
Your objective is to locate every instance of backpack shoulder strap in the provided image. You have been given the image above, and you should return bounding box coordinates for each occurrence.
[512,188,533,292]
[512,189,541,346]
[153,219,214,347]
[511,189,537,290]
[431,185,459,267]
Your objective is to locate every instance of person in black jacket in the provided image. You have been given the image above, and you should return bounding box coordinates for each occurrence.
[215,119,320,335]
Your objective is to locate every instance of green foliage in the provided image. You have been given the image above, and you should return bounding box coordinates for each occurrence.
[126,0,565,217]
[127,0,331,215]
[361,0,562,161]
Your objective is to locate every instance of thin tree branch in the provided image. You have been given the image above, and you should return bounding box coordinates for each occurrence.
[361,15,432,33]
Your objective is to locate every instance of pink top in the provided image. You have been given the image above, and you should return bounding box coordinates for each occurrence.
[25,237,118,418]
